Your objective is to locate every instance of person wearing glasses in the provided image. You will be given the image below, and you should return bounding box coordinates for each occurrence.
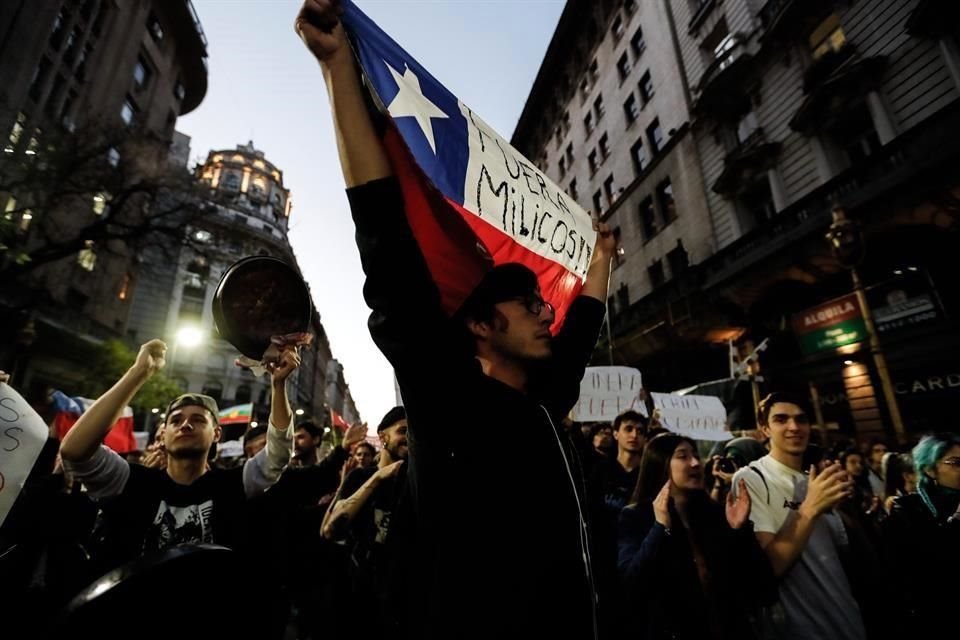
[295,2,615,638]
[882,433,960,635]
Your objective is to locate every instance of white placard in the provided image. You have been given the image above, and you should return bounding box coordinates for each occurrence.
[651,392,731,441]
[571,366,645,422]
[0,383,50,527]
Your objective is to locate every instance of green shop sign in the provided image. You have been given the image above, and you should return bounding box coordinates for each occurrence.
[793,294,865,355]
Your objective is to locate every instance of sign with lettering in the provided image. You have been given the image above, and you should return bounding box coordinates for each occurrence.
[650,392,731,441]
[572,367,644,422]
[793,294,866,354]
[0,383,49,527]
[874,293,938,334]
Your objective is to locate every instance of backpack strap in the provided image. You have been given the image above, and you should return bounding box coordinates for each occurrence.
[747,463,771,505]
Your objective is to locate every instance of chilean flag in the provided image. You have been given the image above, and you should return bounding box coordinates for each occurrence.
[340,1,597,329]
[51,391,138,454]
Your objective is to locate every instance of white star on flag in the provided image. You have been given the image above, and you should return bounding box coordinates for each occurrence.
[384,61,448,154]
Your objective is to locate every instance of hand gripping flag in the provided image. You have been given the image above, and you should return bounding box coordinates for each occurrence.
[340,1,597,329]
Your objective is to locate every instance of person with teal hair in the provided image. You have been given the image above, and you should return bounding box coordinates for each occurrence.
[882,433,960,634]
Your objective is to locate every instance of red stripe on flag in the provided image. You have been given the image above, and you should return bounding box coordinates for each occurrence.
[383,128,584,330]
[55,412,138,454]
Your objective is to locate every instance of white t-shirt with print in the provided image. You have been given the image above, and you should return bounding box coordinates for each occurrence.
[733,454,866,640]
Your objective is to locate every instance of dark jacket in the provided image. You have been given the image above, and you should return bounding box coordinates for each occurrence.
[618,495,774,640]
[347,177,605,639]
[882,492,960,635]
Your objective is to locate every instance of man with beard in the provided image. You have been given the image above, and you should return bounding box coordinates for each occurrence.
[292,420,324,466]
[60,338,297,568]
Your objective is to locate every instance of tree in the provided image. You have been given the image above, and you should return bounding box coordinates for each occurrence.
[80,339,184,413]
[0,121,210,282]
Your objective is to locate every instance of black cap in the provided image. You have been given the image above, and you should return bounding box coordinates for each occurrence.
[377,406,406,432]
[456,263,539,321]
[166,393,220,424]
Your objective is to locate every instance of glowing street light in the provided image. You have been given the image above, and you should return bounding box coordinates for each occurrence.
[295,408,305,416]
[176,326,204,348]
[250,421,259,428]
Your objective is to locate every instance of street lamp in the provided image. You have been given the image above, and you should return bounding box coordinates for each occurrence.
[826,207,906,443]
[169,325,205,374]
[295,408,305,416]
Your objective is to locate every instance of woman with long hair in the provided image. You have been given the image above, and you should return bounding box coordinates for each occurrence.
[882,433,960,635]
[618,433,774,639]
[881,452,916,513]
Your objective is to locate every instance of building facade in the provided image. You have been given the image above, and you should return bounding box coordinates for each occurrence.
[511,0,715,362]
[126,140,360,426]
[0,0,208,399]
[515,0,960,442]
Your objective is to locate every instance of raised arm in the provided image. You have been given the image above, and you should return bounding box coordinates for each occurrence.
[296,0,390,187]
[60,340,164,462]
[243,349,299,497]
[321,461,404,539]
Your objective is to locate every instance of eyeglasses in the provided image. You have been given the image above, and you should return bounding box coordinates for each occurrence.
[940,457,960,467]
[507,296,555,317]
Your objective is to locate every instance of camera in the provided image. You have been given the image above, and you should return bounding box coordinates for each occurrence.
[716,457,737,474]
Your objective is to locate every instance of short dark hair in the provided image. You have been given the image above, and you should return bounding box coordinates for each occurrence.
[243,425,267,445]
[757,392,812,426]
[296,421,322,439]
[589,423,613,439]
[377,406,406,432]
[614,410,647,432]
[354,441,376,456]
[455,263,540,326]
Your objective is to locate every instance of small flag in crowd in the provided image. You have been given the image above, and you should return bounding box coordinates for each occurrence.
[340,1,597,329]
[51,390,137,453]
[330,408,351,432]
[218,403,253,426]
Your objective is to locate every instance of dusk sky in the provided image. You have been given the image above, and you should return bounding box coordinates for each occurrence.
[177,0,565,422]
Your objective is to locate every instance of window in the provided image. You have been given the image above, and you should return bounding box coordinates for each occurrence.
[565,143,574,164]
[118,272,133,301]
[61,89,78,123]
[555,125,563,149]
[625,0,637,14]
[617,282,630,310]
[630,138,647,174]
[809,13,846,60]
[589,59,600,83]
[667,242,689,277]
[639,196,658,240]
[562,110,571,132]
[630,27,646,58]
[569,178,579,201]
[50,11,66,49]
[648,259,665,288]
[588,149,599,174]
[222,172,240,191]
[646,118,664,154]
[26,130,40,157]
[617,53,632,81]
[235,385,252,405]
[584,112,594,136]
[612,227,624,266]
[639,71,654,102]
[594,94,606,120]
[559,156,567,178]
[611,15,625,41]
[701,17,730,66]
[45,74,67,119]
[120,97,136,126]
[133,56,151,90]
[77,241,97,271]
[6,112,26,152]
[107,147,120,167]
[831,103,881,164]
[736,110,760,144]
[657,178,676,223]
[603,174,617,205]
[76,44,93,81]
[599,132,610,159]
[593,190,603,215]
[28,57,51,102]
[147,12,164,43]
[92,191,109,215]
[624,94,639,124]
[579,77,590,102]
[63,28,82,65]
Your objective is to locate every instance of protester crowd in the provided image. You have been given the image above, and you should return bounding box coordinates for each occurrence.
[2,2,957,639]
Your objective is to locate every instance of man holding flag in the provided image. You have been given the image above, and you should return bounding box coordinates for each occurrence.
[296,2,614,637]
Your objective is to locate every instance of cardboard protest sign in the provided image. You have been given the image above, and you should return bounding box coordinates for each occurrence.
[0,382,49,527]
[650,392,731,441]
[572,366,645,422]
